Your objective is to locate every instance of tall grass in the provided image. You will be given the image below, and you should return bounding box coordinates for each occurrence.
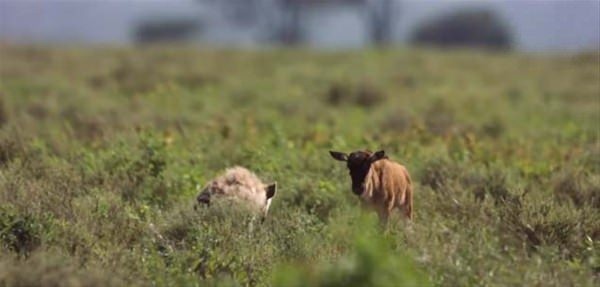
[0,45,598,286]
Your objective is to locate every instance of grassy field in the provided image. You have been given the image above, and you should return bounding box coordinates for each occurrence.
[0,45,598,286]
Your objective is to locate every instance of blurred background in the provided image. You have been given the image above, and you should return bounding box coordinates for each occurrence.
[0,0,599,52]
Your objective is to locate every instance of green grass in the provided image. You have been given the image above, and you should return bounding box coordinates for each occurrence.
[0,44,598,286]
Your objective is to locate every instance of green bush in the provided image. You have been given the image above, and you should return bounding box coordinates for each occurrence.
[273,217,430,287]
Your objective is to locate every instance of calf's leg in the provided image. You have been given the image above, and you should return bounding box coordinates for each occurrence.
[376,207,390,226]
[404,185,413,220]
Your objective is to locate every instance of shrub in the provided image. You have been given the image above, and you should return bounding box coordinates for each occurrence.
[99,134,170,205]
[480,117,505,138]
[481,169,518,206]
[0,208,44,256]
[60,106,105,142]
[0,251,126,287]
[553,168,600,209]
[273,222,430,287]
[325,83,351,106]
[424,99,456,136]
[288,180,341,222]
[324,82,385,108]
[419,157,457,193]
[381,109,413,134]
[0,130,23,166]
[355,83,385,108]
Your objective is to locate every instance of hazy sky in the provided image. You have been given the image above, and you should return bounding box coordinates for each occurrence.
[0,0,598,52]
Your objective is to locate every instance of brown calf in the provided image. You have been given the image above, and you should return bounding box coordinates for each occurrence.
[330,150,413,223]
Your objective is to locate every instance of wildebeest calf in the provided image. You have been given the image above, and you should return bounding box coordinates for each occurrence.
[330,150,413,222]
[196,166,277,218]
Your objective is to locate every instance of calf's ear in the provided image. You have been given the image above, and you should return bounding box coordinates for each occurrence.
[329,151,348,161]
[370,150,386,162]
[265,183,277,199]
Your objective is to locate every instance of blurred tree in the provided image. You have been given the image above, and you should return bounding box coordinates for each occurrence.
[369,0,395,45]
[196,0,397,46]
[204,0,261,26]
[134,19,201,44]
[279,0,304,45]
[411,9,513,49]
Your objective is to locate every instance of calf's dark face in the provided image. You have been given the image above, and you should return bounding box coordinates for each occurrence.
[330,150,386,195]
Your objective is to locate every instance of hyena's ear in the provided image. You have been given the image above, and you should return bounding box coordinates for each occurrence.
[196,191,211,205]
[370,150,386,162]
[329,151,348,162]
[265,183,277,199]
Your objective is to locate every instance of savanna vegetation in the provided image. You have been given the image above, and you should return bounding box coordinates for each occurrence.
[0,44,598,286]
